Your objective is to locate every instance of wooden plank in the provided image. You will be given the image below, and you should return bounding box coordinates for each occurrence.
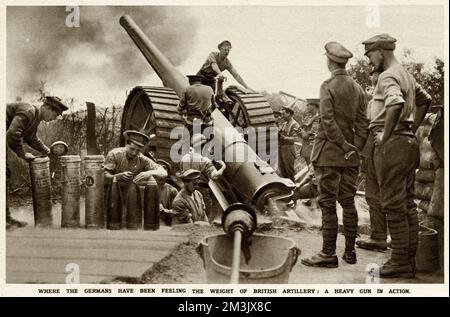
[7,237,180,252]
[7,272,113,284]
[7,246,171,263]
[6,227,189,241]
[7,258,154,278]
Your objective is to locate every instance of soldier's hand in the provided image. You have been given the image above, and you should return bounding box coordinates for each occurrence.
[342,141,359,154]
[217,160,226,169]
[116,171,133,182]
[24,152,36,162]
[133,171,152,184]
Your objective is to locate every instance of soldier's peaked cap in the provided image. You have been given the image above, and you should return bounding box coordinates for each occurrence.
[362,33,397,55]
[179,169,201,181]
[44,96,69,114]
[156,159,172,172]
[324,41,353,64]
[187,74,204,81]
[218,40,232,49]
[123,130,150,147]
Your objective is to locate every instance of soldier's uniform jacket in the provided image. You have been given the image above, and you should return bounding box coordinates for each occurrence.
[299,112,320,158]
[178,83,214,118]
[197,52,234,79]
[311,69,369,167]
[103,147,160,181]
[180,150,217,185]
[6,102,49,158]
[159,183,179,210]
[171,188,208,225]
[279,118,300,144]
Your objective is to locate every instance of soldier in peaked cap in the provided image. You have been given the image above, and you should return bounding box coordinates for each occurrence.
[104,130,167,185]
[196,40,255,93]
[357,34,432,278]
[278,103,300,181]
[6,95,69,229]
[171,169,209,225]
[301,42,369,268]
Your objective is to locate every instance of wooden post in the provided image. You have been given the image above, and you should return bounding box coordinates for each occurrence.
[86,102,100,155]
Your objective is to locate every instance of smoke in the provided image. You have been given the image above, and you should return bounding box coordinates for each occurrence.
[7,6,198,106]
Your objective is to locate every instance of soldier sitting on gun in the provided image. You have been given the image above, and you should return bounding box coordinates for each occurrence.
[171,169,209,225]
[177,74,215,137]
[155,159,179,226]
[103,130,167,186]
[6,96,69,230]
[197,40,255,93]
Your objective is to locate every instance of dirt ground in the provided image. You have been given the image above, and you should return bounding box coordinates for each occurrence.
[140,222,444,285]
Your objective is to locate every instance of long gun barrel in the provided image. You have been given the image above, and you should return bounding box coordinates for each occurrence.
[120,15,295,212]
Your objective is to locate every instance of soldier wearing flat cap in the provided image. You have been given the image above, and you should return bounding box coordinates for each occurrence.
[6,95,69,229]
[196,40,254,93]
[104,130,167,185]
[178,74,215,136]
[278,103,300,181]
[357,34,432,278]
[302,42,369,268]
[180,133,226,222]
[154,159,179,226]
[171,169,209,225]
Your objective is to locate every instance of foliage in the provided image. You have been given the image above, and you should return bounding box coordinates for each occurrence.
[348,49,444,105]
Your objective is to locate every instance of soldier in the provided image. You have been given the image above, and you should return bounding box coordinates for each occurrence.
[301,42,369,268]
[177,74,215,136]
[278,103,300,181]
[273,109,283,128]
[197,40,254,93]
[6,96,69,229]
[299,99,320,166]
[171,169,209,225]
[103,130,167,185]
[180,133,226,222]
[356,34,431,278]
[155,159,179,226]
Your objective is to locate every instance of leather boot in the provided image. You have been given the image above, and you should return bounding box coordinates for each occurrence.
[342,250,357,264]
[380,259,414,278]
[356,237,387,251]
[301,251,338,268]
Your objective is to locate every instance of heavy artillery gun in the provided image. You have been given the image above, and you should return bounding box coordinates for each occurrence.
[119,14,295,215]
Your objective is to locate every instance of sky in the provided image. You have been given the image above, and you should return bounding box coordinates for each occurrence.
[5,4,447,108]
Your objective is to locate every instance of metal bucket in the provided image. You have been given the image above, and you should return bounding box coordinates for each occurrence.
[197,233,300,284]
[416,223,439,272]
[29,156,52,227]
[84,155,105,229]
[60,155,81,228]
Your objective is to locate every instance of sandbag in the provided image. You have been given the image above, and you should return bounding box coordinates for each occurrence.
[428,168,444,218]
[415,181,434,200]
[415,169,435,183]
[418,200,430,212]
[419,146,440,171]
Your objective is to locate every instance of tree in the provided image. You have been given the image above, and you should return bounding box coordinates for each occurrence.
[348,50,444,105]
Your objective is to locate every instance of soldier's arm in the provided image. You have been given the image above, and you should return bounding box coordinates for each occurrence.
[379,74,405,143]
[171,198,193,225]
[319,83,349,149]
[354,88,370,150]
[140,158,168,179]
[412,84,432,133]
[24,132,50,156]
[228,65,250,89]
[6,117,27,159]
